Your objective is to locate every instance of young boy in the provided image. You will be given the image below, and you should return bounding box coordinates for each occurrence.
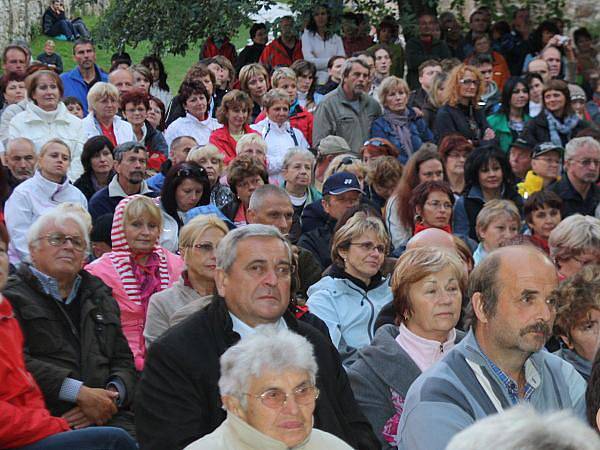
[36,40,63,73]
[523,190,562,253]
[63,96,84,118]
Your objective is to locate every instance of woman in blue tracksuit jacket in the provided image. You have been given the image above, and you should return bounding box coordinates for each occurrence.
[307,213,393,367]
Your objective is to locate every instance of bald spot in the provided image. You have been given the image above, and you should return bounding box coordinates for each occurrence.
[406,228,456,251]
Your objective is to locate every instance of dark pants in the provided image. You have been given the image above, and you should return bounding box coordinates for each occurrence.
[17,427,137,450]
[48,19,75,38]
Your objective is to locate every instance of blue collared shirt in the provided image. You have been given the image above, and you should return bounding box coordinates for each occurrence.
[30,265,82,305]
[480,350,537,405]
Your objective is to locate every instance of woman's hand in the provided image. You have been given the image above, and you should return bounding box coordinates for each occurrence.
[483,128,496,140]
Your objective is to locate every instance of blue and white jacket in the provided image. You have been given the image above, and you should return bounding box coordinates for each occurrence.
[396,329,587,450]
[307,265,392,366]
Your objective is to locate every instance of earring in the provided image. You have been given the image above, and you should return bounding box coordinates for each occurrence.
[414,213,423,224]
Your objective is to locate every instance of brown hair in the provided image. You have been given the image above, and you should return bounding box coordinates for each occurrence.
[26,70,63,101]
[408,181,455,230]
[367,156,402,189]
[226,155,269,195]
[542,79,573,116]
[120,89,150,111]
[216,89,253,125]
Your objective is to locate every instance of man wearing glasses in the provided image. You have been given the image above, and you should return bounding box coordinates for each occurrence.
[4,208,137,437]
[136,225,380,450]
[548,136,600,217]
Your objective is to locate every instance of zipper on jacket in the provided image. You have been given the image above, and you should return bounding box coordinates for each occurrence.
[440,343,444,353]
[345,282,376,341]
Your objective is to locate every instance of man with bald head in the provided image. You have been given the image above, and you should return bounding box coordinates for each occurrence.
[3,138,37,193]
[108,68,134,97]
[396,245,586,450]
[405,228,456,251]
[247,185,322,298]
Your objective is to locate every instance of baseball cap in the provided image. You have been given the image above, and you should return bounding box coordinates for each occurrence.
[322,172,363,196]
[568,83,586,102]
[510,137,533,152]
[318,135,351,156]
[533,142,564,158]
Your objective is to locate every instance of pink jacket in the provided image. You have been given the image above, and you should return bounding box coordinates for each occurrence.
[85,251,184,370]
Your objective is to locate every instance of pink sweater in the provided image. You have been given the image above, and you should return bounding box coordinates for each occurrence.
[395,323,456,372]
[85,251,184,370]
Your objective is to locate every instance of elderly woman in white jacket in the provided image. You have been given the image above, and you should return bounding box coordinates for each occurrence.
[5,139,87,264]
[251,89,308,183]
[82,82,134,146]
[8,70,85,180]
[301,5,346,85]
[184,326,353,450]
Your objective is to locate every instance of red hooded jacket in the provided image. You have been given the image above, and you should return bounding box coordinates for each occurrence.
[259,38,303,72]
[200,37,237,65]
[0,297,70,448]
[209,124,259,165]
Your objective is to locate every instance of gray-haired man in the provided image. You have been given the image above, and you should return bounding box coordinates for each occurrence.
[135,224,380,450]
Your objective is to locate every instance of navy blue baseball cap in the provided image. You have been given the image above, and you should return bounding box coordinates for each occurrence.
[322,172,363,196]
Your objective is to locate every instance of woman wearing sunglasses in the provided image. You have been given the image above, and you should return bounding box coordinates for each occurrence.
[433,64,496,146]
[307,213,392,366]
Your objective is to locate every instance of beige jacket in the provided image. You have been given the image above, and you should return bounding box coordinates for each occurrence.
[184,412,354,450]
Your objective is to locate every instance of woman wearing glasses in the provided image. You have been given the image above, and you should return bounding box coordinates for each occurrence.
[144,215,229,347]
[5,139,87,264]
[433,64,496,146]
[408,181,455,236]
[307,213,392,366]
[370,76,433,164]
[347,247,465,449]
[158,162,211,252]
[85,195,184,371]
[185,327,352,449]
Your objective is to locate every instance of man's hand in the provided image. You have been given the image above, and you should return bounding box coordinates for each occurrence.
[76,386,119,425]
[61,406,93,429]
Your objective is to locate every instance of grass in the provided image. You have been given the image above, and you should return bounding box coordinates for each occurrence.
[29,15,250,90]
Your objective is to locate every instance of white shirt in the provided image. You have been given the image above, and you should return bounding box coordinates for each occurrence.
[301,30,346,84]
[164,113,222,147]
[251,118,308,184]
[229,312,287,340]
[81,113,135,147]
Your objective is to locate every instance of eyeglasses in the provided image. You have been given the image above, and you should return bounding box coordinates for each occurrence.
[176,166,206,178]
[237,176,264,190]
[190,243,215,253]
[245,384,319,409]
[35,232,86,251]
[349,241,386,254]
[425,200,453,210]
[572,159,600,167]
[459,79,480,86]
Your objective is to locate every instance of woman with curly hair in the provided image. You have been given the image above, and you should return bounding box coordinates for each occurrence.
[433,63,495,146]
[552,264,600,381]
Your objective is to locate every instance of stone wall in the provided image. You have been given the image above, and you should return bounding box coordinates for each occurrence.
[0,0,108,51]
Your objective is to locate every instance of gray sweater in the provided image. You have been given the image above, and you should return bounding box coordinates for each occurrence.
[347,324,463,449]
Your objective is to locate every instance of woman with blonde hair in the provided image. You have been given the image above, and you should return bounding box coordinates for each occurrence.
[473,199,521,265]
[238,63,269,122]
[370,76,433,164]
[144,215,229,346]
[5,139,87,264]
[82,82,134,147]
[85,195,184,370]
[187,144,234,208]
[433,64,495,145]
[348,247,466,448]
[307,212,392,365]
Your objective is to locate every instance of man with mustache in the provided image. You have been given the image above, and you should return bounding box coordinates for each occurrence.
[88,141,157,219]
[313,57,382,153]
[3,138,37,194]
[396,245,587,450]
[135,225,380,450]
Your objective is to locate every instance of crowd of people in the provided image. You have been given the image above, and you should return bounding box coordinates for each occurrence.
[1,3,600,450]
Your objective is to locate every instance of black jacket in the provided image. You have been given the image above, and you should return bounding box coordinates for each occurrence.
[143,120,168,155]
[434,103,492,145]
[4,265,137,431]
[521,112,589,148]
[235,44,265,73]
[298,220,336,269]
[42,7,64,35]
[547,175,600,218]
[134,297,380,450]
[74,170,115,200]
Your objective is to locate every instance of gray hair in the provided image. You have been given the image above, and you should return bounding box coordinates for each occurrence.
[216,224,292,273]
[565,136,600,161]
[27,209,90,254]
[262,88,291,109]
[87,81,119,112]
[249,185,291,212]
[282,147,315,169]
[446,405,600,450]
[5,137,35,155]
[218,325,318,408]
[113,141,147,162]
[549,214,600,260]
[341,57,371,80]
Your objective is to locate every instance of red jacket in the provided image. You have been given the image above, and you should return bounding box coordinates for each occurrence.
[254,105,314,146]
[0,297,69,448]
[259,38,303,72]
[201,37,237,66]
[209,124,259,165]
